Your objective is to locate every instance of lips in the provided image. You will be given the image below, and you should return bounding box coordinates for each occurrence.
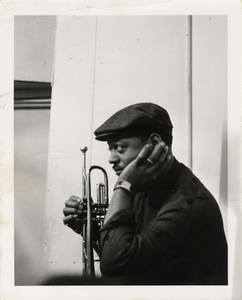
[113,167,123,175]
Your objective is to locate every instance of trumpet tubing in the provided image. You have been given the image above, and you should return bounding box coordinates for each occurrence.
[80,147,109,277]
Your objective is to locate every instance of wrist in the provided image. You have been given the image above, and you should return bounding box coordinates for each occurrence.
[114,180,137,197]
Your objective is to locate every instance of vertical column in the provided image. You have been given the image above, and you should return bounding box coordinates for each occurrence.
[185,15,193,170]
[192,16,228,231]
[43,16,97,277]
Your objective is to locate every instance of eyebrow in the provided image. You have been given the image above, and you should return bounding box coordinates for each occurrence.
[107,139,129,147]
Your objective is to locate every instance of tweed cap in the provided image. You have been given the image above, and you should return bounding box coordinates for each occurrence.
[94,102,173,142]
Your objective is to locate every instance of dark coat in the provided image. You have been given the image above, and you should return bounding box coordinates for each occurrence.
[99,158,228,285]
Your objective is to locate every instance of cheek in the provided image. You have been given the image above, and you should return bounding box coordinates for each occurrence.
[123,149,141,166]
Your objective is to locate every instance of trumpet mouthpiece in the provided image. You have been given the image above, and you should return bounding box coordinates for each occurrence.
[80,146,88,153]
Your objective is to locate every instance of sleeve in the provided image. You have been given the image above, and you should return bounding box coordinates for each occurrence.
[99,202,192,277]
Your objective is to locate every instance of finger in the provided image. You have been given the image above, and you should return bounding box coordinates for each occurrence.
[158,145,169,163]
[69,195,82,202]
[161,154,172,170]
[65,199,82,208]
[137,144,154,160]
[67,196,82,206]
[148,142,166,162]
[63,207,83,216]
[78,204,84,210]
[64,208,85,218]
[63,213,83,224]
[66,201,85,210]
[63,214,76,225]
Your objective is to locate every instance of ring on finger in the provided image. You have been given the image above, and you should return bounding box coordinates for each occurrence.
[147,158,154,164]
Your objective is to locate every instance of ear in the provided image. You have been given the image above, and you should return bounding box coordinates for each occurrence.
[147,133,162,146]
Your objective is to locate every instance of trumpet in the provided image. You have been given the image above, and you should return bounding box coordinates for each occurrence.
[80,146,109,277]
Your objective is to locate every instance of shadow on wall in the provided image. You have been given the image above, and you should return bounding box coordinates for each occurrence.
[219,112,228,235]
[14,109,51,285]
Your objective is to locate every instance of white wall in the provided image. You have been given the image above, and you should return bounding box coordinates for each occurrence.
[43,16,98,278]
[92,16,190,171]
[14,109,51,285]
[192,16,227,228]
[14,15,56,82]
[42,15,228,280]
[14,15,56,285]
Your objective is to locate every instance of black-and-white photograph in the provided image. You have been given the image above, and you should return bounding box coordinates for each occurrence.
[15,14,228,284]
[1,2,242,300]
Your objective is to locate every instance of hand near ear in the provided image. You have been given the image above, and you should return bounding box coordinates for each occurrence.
[119,141,173,192]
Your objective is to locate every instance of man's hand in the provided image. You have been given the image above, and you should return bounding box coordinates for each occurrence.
[119,142,172,192]
[63,196,85,234]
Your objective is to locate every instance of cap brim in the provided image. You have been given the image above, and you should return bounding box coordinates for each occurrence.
[95,132,120,141]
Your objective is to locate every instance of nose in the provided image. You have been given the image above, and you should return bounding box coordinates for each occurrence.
[108,150,119,164]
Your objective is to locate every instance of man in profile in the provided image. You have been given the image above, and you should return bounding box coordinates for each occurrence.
[63,102,227,285]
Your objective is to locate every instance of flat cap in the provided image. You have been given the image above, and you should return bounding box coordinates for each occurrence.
[94,102,173,142]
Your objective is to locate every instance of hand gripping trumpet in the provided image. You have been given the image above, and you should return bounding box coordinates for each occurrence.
[80,146,109,277]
